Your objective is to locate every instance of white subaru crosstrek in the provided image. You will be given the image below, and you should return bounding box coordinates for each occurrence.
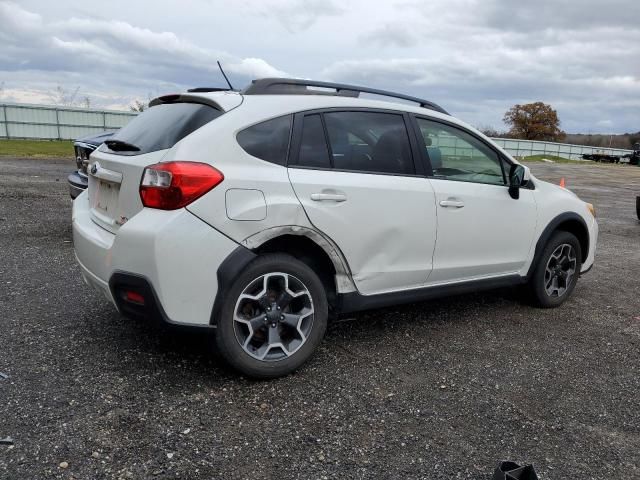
[73,78,598,378]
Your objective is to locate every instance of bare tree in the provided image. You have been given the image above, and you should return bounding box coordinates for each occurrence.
[50,85,83,106]
[129,99,147,112]
[51,85,68,105]
[81,96,91,109]
[477,125,503,138]
[68,86,80,106]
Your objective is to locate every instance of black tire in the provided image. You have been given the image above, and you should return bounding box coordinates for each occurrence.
[527,231,582,308]
[215,253,328,379]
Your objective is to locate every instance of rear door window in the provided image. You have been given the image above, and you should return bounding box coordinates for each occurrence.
[324,111,414,175]
[100,102,221,156]
[237,115,292,165]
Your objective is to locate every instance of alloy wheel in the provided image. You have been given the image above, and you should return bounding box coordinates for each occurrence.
[544,243,577,297]
[233,272,314,361]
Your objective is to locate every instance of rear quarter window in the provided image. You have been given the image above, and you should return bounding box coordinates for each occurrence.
[100,102,221,155]
[236,115,292,165]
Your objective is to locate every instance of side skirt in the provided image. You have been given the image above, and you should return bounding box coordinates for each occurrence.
[338,274,525,314]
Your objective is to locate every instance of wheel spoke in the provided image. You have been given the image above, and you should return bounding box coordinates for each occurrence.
[248,314,266,331]
[276,290,292,309]
[268,326,282,345]
[281,313,300,329]
[545,277,554,290]
[254,343,271,360]
[257,295,271,311]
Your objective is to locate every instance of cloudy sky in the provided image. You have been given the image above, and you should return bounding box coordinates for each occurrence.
[1,0,639,133]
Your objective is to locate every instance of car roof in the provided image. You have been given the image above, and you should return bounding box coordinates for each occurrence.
[228,93,475,135]
[165,90,517,163]
[190,90,455,121]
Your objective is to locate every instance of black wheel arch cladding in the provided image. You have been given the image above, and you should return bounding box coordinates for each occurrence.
[210,245,257,325]
[527,212,589,279]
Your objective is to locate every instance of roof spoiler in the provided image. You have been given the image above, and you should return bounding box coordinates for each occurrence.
[148,94,226,111]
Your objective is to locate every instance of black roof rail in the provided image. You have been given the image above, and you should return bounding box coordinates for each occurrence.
[242,78,449,115]
[187,87,234,93]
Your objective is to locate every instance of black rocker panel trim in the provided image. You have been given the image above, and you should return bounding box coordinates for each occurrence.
[338,274,524,314]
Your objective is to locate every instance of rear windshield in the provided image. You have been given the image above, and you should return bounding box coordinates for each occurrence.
[99,102,221,155]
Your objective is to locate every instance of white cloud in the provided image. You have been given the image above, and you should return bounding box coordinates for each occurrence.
[359,24,417,48]
[0,0,638,132]
[0,1,288,108]
[261,0,344,33]
[0,1,42,34]
[226,58,287,78]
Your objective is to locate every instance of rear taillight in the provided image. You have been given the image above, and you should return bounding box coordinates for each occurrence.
[140,162,223,210]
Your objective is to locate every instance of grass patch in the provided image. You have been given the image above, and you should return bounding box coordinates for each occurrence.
[519,154,585,164]
[0,139,74,158]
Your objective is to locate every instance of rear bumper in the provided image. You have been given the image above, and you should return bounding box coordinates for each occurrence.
[72,192,240,326]
[76,251,114,303]
[68,170,88,199]
[109,272,213,332]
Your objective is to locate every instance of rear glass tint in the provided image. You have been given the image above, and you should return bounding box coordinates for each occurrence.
[237,115,292,165]
[100,102,221,155]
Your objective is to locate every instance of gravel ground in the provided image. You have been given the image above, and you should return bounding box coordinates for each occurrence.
[1,157,639,479]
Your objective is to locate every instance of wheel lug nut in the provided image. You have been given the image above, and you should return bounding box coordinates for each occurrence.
[280,315,284,320]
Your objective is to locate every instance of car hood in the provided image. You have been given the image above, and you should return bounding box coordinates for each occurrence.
[535,176,581,200]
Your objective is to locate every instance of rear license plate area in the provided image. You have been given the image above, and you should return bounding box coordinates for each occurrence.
[92,179,120,215]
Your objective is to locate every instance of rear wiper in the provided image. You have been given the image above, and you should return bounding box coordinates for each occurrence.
[105,139,141,152]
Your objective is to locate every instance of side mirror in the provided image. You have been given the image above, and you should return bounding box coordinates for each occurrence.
[508,164,529,199]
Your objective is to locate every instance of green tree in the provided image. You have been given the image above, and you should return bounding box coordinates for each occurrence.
[503,102,565,141]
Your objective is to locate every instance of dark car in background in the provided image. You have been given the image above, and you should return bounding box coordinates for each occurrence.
[626,142,640,166]
[68,131,114,198]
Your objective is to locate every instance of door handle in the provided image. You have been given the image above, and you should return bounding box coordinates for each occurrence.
[311,193,347,202]
[439,199,464,208]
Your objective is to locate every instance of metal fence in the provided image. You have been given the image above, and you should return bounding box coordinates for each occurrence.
[0,102,634,160]
[428,135,633,161]
[490,138,632,160]
[0,102,135,140]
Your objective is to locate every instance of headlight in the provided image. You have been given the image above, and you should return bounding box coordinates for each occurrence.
[586,203,596,218]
